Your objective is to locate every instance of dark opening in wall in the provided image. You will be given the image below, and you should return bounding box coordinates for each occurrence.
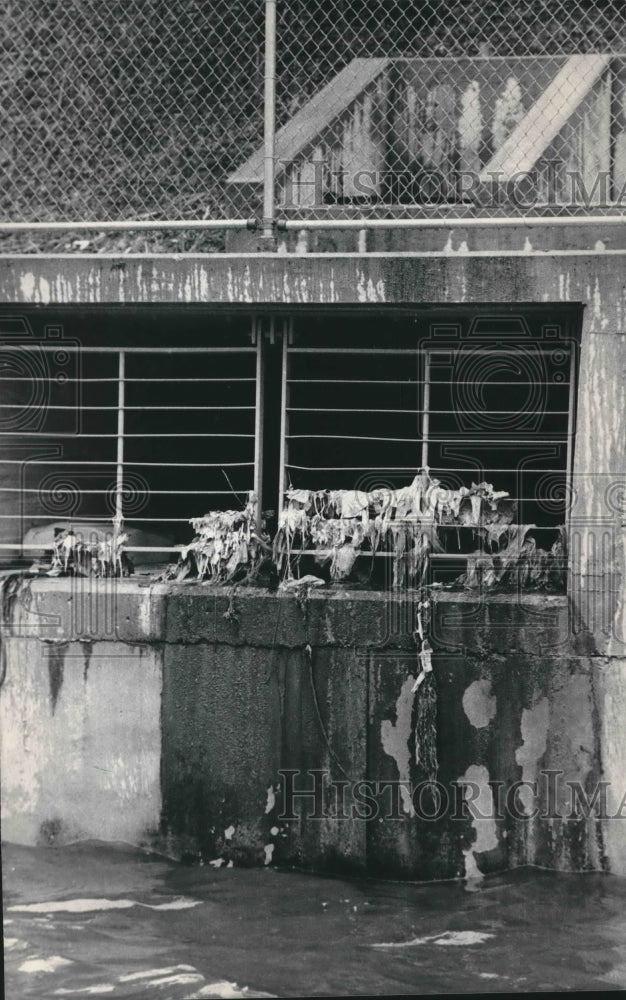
[0,303,581,589]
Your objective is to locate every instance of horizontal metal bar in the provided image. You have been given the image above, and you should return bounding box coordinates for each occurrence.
[0,345,255,354]
[3,456,253,465]
[288,379,420,386]
[1,545,182,554]
[283,215,626,231]
[0,515,232,522]
[285,459,567,470]
[0,377,256,384]
[290,348,423,355]
[0,219,252,233]
[0,215,624,235]
[287,439,568,445]
[289,541,561,558]
[0,404,255,411]
[288,380,570,386]
[282,467,567,474]
[288,434,422,443]
[429,467,567,473]
[0,481,253,493]
[287,410,569,417]
[287,407,422,413]
[0,432,255,438]
[289,347,570,356]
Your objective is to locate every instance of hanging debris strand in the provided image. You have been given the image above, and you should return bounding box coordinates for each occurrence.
[274,470,566,591]
[46,528,132,577]
[161,492,271,584]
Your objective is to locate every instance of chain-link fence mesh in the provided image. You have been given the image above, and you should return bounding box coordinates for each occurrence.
[1,1,626,249]
[267,0,626,217]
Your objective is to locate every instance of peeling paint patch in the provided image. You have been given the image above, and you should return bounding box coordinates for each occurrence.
[458,763,498,880]
[39,277,51,305]
[380,676,416,817]
[265,785,276,814]
[20,272,35,300]
[515,697,549,815]
[462,679,496,729]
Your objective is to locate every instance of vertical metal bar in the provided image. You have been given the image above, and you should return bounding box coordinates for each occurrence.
[114,350,125,537]
[566,344,576,493]
[253,319,264,529]
[277,324,289,515]
[565,343,576,587]
[421,350,430,469]
[263,0,277,242]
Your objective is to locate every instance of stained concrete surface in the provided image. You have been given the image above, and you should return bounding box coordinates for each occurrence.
[3,840,626,998]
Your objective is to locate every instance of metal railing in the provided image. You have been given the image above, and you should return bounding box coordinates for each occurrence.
[1,1,626,249]
[276,311,577,583]
[0,326,263,559]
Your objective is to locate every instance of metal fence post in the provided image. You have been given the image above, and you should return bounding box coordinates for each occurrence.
[263,0,277,247]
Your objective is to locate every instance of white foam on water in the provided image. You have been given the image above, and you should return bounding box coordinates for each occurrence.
[19,955,73,973]
[146,898,202,911]
[435,931,494,946]
[54,987,115,995]
[372,930,494,949]
[119,965,197,982]
[191,983,250,998]
[10,897,201,914]
[149,972,205,986]
[11,900,134,914]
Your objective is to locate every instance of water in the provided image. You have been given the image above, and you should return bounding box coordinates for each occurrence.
[3,840,626,997]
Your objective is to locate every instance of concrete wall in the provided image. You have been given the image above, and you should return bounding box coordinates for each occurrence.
[0,233,625,878]
[0,580,618,878]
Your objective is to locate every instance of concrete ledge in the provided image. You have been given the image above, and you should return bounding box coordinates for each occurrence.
[10,578,569,651]
[0,254,622,331]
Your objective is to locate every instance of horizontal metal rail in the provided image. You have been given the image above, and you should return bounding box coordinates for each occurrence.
[288,379,570,387]
[0,377,256,384]
[282,215,626,230]
[0,344,255,354]
[0,333,259,557]
[0,432,254,438]
[0,515,212,522]
[289,347,569,355]
[0,458,254,465]
[286,410,569,416]
[0,219,254,233]
[0,482,253,493]
[0,215,625,234]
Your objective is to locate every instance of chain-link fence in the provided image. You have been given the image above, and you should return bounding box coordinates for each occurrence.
[1,1,626,249]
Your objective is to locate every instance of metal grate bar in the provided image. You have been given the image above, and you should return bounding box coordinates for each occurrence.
[0,327,260,554]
